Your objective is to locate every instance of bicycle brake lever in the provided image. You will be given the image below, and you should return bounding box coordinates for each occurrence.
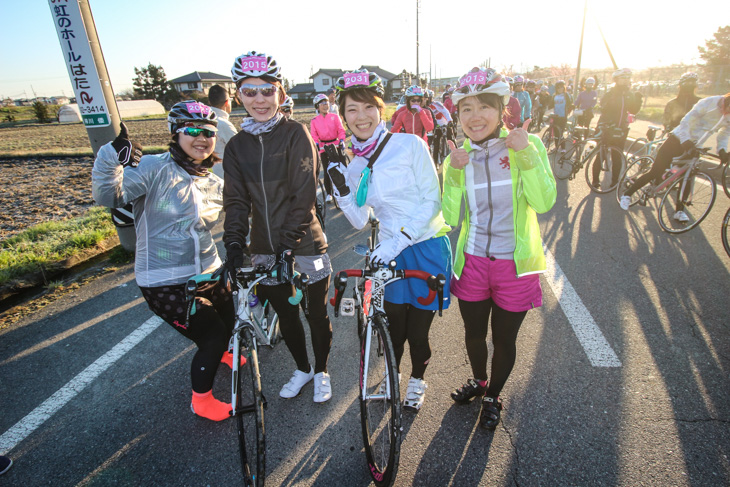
[330,271,348,317]
[436,273,446,317]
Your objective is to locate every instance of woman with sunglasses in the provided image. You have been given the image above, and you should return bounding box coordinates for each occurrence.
[325,69,451,411]
[93,101,238,422]
[442,67,555,430]
[390,84,435,143]
[219,51,333,403]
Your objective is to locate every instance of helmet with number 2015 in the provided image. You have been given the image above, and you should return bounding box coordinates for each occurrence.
[334,69,385,103]
[167,100,218,134]
[452,67,511,106]
[231,51,282,83]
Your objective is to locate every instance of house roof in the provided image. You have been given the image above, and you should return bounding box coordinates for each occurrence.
[311,69,345,79]
[288,83,315,94]
[359,65,398,81]
[169,71,231,84]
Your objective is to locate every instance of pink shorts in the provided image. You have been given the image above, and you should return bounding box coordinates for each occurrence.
[450,253,542,312]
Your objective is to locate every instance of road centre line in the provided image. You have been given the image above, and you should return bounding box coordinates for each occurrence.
[0,316,163,454]
[543,248,622,367]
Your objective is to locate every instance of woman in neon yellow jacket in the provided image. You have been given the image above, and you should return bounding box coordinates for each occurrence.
[442,67,556,431]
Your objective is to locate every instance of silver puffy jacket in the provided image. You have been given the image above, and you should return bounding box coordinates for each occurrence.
[92,142,223,287]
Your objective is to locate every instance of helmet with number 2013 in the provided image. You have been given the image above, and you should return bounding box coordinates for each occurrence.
[334,69,385,103]
[231,51,282,84]
[452,67,510,106]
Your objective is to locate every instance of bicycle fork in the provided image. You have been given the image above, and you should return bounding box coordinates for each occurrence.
[361,319,391,402]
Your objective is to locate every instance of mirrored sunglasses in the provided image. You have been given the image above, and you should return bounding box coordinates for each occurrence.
[238,84,278,98]
[177,127,217,138]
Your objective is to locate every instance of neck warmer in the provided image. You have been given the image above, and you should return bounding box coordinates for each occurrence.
[169,143,211,177]
[351,121,387,158]
[240,112,284,136]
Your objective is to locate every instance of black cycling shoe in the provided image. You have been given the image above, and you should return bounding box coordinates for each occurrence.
[450,379,487,404]
[480,396,502,430]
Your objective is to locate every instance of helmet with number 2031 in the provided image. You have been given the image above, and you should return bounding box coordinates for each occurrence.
[334,69,385,103]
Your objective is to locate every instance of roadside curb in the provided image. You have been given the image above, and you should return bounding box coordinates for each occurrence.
[0,235,120,302]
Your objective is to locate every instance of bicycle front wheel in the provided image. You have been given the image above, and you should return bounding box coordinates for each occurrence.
[658,170,716,234]
[236,328,266,486]
[554,144,579,180]
[585,145,625,194]
[722,163,730,199]
[722,206,730,257]
[615,156,654,206]
[360,313,401,487]
[625,137,648,162]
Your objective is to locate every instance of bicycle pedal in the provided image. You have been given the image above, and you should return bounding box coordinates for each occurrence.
[340,298,355,316]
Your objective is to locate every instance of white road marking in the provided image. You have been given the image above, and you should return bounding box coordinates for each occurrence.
[0,316,163,454]
[543,249,622,367]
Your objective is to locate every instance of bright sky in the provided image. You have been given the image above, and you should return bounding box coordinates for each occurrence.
[0,0,722,99]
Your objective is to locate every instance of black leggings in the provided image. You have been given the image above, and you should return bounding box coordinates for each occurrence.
[592,130,628,187]
[625,134,686,208]
[458,298,527,397]
[383,301,436,379]
[257,276,332,374]
[141,283,234,394]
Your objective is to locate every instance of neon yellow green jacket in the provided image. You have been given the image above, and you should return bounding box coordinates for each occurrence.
[442,128,556,278]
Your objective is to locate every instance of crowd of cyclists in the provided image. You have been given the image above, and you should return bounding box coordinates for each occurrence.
[89,50,729,478]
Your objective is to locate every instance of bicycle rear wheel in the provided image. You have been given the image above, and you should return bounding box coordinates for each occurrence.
[235,328,265,486]
[722,163,730,199]
[625,137,648,162]
[615,156,654,206]
[360,313,401,487]
[658,170,716,234]
[585,145,625,194]
[722,207,730,257]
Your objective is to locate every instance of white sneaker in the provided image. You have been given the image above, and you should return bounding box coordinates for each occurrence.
[673,210,690,223]
[279,367,314,398]
[313,372,332,403]
[404,377,427,411]
[619,195,631,211]
[325,194,333,203]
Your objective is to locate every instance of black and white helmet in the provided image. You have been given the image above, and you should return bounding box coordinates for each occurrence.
[167,100,217,134]
[231,51,282,84]
[679,72,698,86]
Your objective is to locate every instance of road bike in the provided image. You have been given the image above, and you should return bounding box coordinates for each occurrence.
[185,261,307,486]
[624,125,667,162]
[329,215,445,487]
[430,123,453,166]
[583,125,627,194]
[541,113,564,156]
[552,126,592,180]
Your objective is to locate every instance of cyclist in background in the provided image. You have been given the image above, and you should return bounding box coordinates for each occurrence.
[663,72,701,132]
[327,69,452,411]
[428,90,455,142]
[526,80,538,117]
[443,86,458,126]
[512,75,532,125]
[326,87,339,115]
[443,67,555,430]
[550,80,573,136]
[597,68,642,147]
[223,51,334,403]
[575,77,598,128]
[536,85,551,130]
[619,93,730,220]
[311,93,347,202]
[93,102,236,422]
[280,95,295,120]
[391,85,435,143]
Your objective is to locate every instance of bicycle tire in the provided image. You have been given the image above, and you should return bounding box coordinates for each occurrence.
[554,144,579,180]
[360,313,401,487]
[584,144,625,194]
[236,327,266,487]
[541,127,557,155]
[625,137,649,162]
[439,133,449,163]
[722,206,730,257]
[265,302,281,346]
[658,170,716,234]
[722,163,730,199]
[615,156,654,206]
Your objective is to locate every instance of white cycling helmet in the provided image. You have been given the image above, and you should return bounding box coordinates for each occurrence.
[585,77,596,85]
[313,93,328,108]
[679,72,698,86]
[281,96,294,109]
[167,100,217,134]
[231,51,282,84]
[405,85,425,98]
[612,68,632,80]
[452,67,510,106]
[513,75,525,84]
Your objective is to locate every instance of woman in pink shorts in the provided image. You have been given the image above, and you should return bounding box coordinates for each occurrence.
[442,67,556,430]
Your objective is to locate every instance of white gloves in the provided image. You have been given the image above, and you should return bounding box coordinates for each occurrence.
[370,231,413,266]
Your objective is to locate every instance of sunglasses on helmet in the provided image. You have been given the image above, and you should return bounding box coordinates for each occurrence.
[176,127,217,138]
[238,83,278,98]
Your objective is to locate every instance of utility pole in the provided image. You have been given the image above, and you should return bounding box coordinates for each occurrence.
[416,0,420,86]
[574,0,587,100]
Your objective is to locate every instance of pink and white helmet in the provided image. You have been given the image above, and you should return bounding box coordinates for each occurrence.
[405,85,425,98]
[612,68,632,80]
[513,75,525,84]
[313,94,328,108]
[452,67,510,106]
[231,51,282,84]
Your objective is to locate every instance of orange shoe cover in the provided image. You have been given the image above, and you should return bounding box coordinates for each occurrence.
[220,351,246,369]
[190,390,232,421]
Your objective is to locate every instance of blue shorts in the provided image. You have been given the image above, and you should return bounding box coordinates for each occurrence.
[384,235,452,311]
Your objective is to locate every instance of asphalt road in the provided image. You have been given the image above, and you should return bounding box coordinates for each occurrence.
[1,162,729,486]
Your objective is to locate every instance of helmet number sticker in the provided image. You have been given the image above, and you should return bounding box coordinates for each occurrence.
[459,72,487,87]
[344,72,369,88]
[185,102,211,116]
[240,56,268,71]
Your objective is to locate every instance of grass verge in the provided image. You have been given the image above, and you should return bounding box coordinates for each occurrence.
[0,206,118,288]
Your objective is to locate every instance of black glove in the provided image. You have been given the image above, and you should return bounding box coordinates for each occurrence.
[719,149,729,165]
[324,144,350,197]
[111,122,143,168]
[274,247,294,284]
[212,241,248,290]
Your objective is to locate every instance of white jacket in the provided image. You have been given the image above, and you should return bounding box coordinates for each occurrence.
[210,107,238,178]
[336,132,447,243]
[92,143,223,287]
[672,96,729,152]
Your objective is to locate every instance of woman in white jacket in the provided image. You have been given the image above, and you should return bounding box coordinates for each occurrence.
[92,101,236,422]
[325,69,452,411]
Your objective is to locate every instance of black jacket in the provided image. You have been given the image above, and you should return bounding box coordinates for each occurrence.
[598,88,643,128]
[663,94,701,132]
[222,119,327,256]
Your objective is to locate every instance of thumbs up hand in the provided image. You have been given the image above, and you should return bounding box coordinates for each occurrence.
[447,139,469,169]
[505,119,530,151]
